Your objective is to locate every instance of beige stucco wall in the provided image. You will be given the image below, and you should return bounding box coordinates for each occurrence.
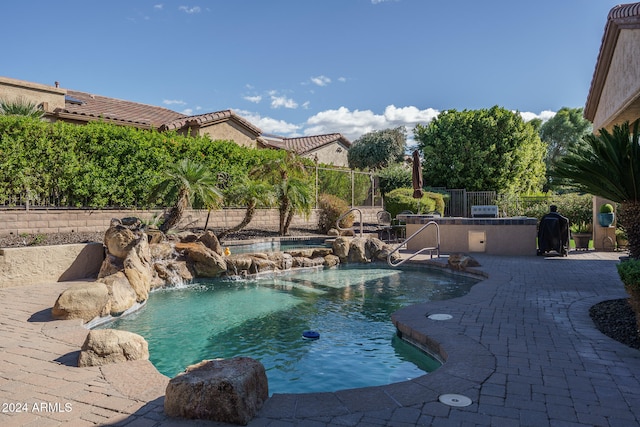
[405,218,537,256]
[0,243,104,287]
[0,76,66,113]
[304,144,349,167]
[197,121,258,148]
[592,29,640,131]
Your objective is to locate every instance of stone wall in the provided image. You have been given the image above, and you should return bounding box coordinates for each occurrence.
[0,207,380,236]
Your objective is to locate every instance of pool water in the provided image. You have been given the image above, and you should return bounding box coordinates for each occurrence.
[102,264,478,394]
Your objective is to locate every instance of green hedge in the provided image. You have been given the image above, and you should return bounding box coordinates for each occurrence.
[0,116,284,208]
[384,188,445,218]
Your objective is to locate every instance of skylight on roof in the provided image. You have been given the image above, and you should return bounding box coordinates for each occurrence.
[64,95,84,105]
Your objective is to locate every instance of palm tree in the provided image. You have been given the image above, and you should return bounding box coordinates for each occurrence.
[553,120,640,258]
[278,177,313,236]
[216,179,274,240]
[150,159,222,233]
[0,97,44,118]
[252,152,314,235]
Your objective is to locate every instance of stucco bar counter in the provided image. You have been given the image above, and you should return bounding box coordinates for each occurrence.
[399,215,538,256]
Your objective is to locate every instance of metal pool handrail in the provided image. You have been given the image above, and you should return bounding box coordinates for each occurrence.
[336,208,363,237]
[387,220,440,267]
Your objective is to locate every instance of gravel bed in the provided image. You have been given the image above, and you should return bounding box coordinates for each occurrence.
[1,230,638,351]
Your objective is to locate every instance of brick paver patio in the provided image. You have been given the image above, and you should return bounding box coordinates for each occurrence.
[1,250,639,426]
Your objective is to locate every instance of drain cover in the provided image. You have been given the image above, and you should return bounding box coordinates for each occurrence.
[438,394,472,407]
[428,313,453,321]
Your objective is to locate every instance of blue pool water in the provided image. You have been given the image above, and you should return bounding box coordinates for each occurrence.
[102,264,478,394]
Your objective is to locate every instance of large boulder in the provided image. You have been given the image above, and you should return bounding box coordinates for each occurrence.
[332,236,351,260]
[123,240,154,302]
[176,242,227,277]
[164,357,268,425]
[78,329,149,367]
[103,224,138,259]
[197,231,223,256]
[266,252,293,270]
[52,282,110,322]
[348,237,369,263]
[100,272,138,316]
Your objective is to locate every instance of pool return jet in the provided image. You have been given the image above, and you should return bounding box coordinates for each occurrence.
[336,208,440,267]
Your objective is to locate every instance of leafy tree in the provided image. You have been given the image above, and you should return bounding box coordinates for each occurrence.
[0,97,44,118]
[252,152,314,235]
[347,127,406,170]
[539,107,592,190]
[376,163,411,198]
[150,159,223,233]
[553,121,640,259]
[216,178,274,239]
[414,106,546,194]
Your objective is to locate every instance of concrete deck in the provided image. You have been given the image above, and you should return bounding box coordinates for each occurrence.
[1,250,639,426]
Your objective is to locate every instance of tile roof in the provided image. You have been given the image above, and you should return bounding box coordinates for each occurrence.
[54,90,186,128]
[281,133,351,155]
[159,110,262,135]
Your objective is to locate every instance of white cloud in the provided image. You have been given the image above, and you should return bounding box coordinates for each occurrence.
[518,110,556,123]
[270,95,298,109]
[181,108,193,115]
[304,105,439,142]
[235,109,301,135]
[154,4,163,10]
[243,95,262,103]
[163,99,186,106]
[338,77,347,83]
[178,5,201,14]
[310,75,331,87]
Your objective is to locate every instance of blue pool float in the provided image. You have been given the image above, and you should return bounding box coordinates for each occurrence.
[302,330,320,340]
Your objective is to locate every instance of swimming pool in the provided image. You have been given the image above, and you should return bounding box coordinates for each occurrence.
[102,264,478,394]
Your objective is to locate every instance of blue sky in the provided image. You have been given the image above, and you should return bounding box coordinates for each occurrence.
[2,0,618,142]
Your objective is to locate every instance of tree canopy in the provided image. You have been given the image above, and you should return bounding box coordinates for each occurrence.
[539,107,592,190]
[347,127,406,170]
[414,106,546,194]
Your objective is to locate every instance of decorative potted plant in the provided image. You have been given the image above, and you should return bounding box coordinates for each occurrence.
[616,227,628,250]
[570,221,592,250]
[616,258,640,333]
[598,203,615,227]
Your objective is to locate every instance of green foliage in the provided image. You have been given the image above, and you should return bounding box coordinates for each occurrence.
[347,127,406,170]
[317,193,354,233]
[570,221,592,234]
[617,258,640,291]
[498,192,591,226]
[384,188,445,218]
[0,97,44,118]
[376,163,412,198]
[600,203,614,214]
[553,121,640,258]
[539,107,592,190]
[150,158,223,232]
[0,116,275,208]
[318,168,371,206]
[414,106,546,194]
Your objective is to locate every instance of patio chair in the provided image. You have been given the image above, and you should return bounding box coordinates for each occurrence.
[376,210,394,242]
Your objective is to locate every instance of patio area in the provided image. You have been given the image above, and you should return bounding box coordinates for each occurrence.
[0,250,639,426]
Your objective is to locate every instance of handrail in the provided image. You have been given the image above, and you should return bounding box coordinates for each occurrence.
[336,208,363,237]
[387,220,440,267]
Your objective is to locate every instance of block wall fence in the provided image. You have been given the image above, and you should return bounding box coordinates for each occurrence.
[0,207,381,237]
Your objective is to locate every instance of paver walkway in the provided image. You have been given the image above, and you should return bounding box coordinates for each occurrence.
[0,250,639,426]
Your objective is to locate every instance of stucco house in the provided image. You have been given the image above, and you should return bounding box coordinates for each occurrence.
[585,2,640,132]
[261,133,351,167]
[0,76,263,148]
